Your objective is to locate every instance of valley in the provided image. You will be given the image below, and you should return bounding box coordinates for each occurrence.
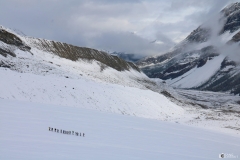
[0,2,240,159]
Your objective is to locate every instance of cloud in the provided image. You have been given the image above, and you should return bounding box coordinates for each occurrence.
[0,0,238,57]
[182,10,240,63]
[89,31,171,56]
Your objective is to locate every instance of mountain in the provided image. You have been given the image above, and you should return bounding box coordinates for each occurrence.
[1,24,240,160]
[137,2,240,95]
[0,26,140,72]
[0,24,239,137]
[0,25,186,120]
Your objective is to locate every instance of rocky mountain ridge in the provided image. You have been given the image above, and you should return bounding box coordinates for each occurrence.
[136,2,240,95]
[0,25,140,72]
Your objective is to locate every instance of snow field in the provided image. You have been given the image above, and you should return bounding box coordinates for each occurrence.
[0,68,184,120]
[0,99,240,160]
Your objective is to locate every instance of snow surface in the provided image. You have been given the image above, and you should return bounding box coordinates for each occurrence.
[0,99,240,160]
[0,68,183,120]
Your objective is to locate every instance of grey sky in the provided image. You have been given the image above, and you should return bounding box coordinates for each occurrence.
[0,0,238,57]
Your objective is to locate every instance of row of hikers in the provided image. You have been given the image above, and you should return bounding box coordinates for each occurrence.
[49,127,85,137]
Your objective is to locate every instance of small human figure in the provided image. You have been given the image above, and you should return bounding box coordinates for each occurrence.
[49,127,51,131]
[55,128,56,132]
[80,133,81,136]
[72,131,74,135]
[83,133,85,137]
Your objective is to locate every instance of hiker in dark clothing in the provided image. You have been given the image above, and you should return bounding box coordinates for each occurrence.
[83,133,85,137]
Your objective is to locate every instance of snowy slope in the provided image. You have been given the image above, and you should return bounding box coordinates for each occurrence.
[0,25,187,120]
[0,68,183,120]
[168,55,225,88]
[0,99,240,160]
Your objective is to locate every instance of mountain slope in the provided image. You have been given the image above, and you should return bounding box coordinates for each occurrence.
[0,25,139,72]
[0,25,185,120]
[137,2,240,95]
[0,68,184,120]
[0,25,239,137]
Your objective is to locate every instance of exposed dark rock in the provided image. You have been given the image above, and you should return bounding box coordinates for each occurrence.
[0,61,12,68]
[221,3,240,33]
[197,58,207,68]
[197,103,209,109]
[221,58,237,69]
[0,29,31,51]
[221,2,240,17]
[0,48,16,57]
[222,10,240,33]
[163,66,195,80]
[185,27,211,43]
[231,31,240,42]
[159,62,197,80]
[161,90,175,99]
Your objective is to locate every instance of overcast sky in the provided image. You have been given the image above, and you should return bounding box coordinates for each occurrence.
[0,0,238,57]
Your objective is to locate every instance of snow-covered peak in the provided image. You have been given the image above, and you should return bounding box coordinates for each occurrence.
[222,2,240,16]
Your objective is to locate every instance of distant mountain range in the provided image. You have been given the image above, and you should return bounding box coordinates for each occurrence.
[136,2,240,95]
